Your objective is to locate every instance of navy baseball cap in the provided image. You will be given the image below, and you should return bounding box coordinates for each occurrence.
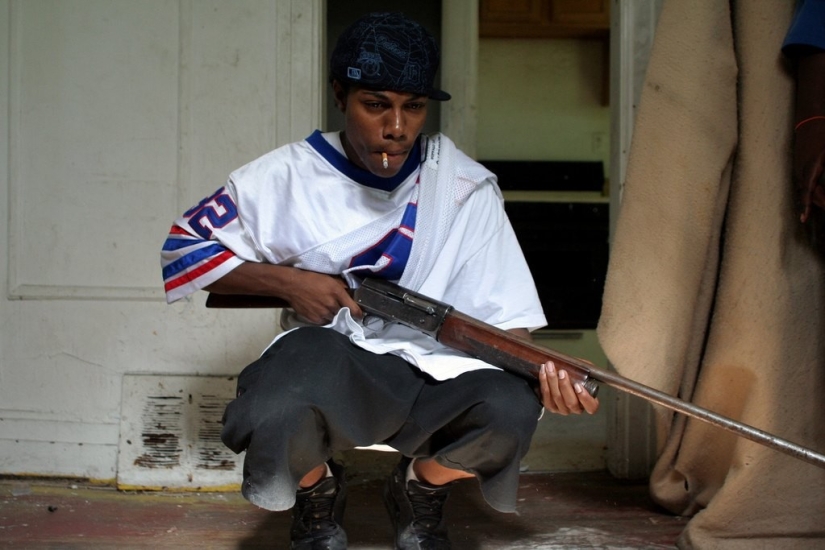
[330,12,451,101]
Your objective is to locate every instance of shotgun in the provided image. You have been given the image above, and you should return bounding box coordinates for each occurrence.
[206,277,825,470]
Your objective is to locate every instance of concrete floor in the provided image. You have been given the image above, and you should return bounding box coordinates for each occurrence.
[1,471,688,549]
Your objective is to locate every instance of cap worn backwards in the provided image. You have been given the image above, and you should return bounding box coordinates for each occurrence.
[330,12,451,101]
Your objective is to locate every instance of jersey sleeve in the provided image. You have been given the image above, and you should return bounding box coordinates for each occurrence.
[160,185,259,303]
[421,181,547,332]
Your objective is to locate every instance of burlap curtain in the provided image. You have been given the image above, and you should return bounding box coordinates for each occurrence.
[597,0,825,547]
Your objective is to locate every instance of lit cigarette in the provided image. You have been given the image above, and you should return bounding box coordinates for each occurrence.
[382,152,389,169]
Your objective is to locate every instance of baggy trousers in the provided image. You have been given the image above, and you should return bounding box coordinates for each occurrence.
[221,326,542,513]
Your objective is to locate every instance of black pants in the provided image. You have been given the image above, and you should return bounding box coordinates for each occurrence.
[221,327,542,513]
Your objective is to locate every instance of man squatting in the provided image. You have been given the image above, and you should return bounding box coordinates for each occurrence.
[161,12,599,550]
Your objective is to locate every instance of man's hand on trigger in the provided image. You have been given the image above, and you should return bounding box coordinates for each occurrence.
[538,360,600,415]
[284,270,362,324]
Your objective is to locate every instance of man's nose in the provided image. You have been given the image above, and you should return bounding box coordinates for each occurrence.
[383,108,406,140]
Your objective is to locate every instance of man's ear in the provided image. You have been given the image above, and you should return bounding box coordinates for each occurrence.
[332,80,347,112]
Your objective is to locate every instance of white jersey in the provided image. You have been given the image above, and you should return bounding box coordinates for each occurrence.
[161,131,546,379]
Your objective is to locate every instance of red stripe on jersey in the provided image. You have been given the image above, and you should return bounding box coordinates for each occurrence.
[164,250,236,292]
[169,225,191,236]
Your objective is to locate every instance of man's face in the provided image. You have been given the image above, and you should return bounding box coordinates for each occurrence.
[334,82,429,177]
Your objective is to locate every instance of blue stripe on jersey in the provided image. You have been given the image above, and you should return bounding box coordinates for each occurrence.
[306,130,421,192]
[348,201,417,281]
[162,242,229,280]
[162,236,199,251]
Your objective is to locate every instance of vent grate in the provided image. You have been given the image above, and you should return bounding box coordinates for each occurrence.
[134,395,184,468]
[118,375,243,490]
[196,393,236,471]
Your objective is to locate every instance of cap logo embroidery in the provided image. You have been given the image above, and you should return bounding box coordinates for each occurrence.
[376,36,406,60]
[347,67,362,80]
[355,50,382,76]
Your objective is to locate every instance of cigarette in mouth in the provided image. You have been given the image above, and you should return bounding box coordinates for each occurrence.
[382,152,389,169]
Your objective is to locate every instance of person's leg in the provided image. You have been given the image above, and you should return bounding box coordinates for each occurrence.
[291,460,348,550]
[299,464,328,488]
[412,458,474,485]
[422,370,542,513]
[220,326,426,548]
[383,368,542,548]
[221,326,425,508]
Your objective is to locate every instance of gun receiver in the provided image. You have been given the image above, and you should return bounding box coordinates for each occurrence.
[206,278,825,469]
[353,278,600,396]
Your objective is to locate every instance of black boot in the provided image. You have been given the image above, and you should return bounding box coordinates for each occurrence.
[383,457,453,550]
[290,461,348,550]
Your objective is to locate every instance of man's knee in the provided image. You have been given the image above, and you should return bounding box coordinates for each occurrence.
[465,375,541,440]
[245,327,354,390]
[261,326,348,362]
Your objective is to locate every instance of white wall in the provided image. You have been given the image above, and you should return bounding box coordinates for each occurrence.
[0,0,322,480]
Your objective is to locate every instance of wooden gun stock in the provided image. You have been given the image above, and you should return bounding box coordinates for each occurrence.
[206,278,825,470]
[438,311,599,395]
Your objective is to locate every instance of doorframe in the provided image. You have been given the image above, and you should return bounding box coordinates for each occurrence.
[313,0,663,478]
[605,0,663,478]
[440,0,479,157]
